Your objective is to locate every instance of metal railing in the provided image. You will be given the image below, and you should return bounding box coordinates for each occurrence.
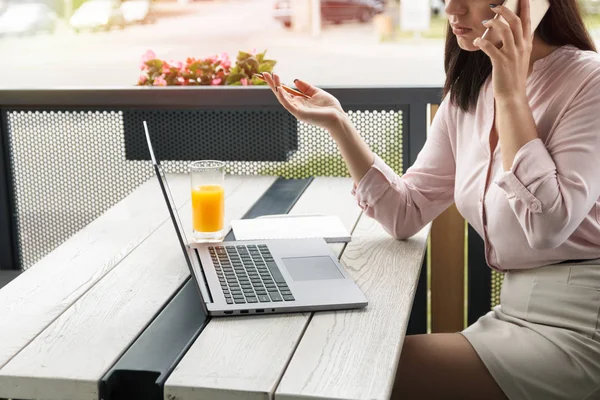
[0,86,491,332]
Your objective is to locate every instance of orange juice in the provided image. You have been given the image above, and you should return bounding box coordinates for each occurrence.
[191,185,224,232]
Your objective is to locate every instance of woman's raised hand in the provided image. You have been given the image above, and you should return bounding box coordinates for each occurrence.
[262,72,346,131]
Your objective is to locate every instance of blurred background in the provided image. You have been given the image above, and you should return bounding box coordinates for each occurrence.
[0,0,599,88]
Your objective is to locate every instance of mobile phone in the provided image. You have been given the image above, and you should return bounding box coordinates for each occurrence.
[482,0,550,48]
[253,73,311,99]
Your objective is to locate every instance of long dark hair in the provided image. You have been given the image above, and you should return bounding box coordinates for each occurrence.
[443,0,597,112]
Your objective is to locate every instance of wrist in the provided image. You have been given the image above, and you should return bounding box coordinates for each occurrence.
[326,110,350,138]
[495,92,528,108]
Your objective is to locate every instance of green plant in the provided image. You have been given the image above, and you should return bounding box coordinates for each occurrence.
[137,49,277,86]
[226,50,277,86]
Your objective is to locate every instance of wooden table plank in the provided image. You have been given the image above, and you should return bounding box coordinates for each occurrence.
[0,174,190,370]
[0,174,276,400]
[165,177,362,400]
[275,218,430,400]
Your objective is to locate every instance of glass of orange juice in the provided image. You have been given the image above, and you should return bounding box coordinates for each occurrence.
[190,160,225,242]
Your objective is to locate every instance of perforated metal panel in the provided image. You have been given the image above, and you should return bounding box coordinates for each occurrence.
[491,270,503,308]
[123,110,298,162]
[6,108,403,269]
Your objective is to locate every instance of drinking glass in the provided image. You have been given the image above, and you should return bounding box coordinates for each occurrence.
[190,160,225,242]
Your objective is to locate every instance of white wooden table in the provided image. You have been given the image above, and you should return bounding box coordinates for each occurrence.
[0,174,429,400]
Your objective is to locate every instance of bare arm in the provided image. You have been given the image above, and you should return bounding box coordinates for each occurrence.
[327,112,375,186]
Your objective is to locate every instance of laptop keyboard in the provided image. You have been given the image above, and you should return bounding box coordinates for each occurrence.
[208,244,295,305]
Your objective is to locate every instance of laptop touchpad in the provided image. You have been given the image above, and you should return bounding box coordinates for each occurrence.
[282,256,344,281]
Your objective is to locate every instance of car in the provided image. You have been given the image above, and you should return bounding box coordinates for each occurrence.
[120,0,156,25]
[0,2,58,37]
[70,0,126,32]
[273,0,384,29]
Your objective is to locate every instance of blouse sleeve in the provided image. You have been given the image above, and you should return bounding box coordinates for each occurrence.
[353,99,456,239]
[495,69,600,249]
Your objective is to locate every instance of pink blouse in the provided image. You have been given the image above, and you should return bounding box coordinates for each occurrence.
[353,45,600,271]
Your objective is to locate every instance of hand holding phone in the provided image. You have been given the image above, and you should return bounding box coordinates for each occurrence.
[482,0,550,48]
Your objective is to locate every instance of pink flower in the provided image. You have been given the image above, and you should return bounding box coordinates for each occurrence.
[211,78,222,85]
[142,50,156,62]
[138,74,148,85]
[219,53,231,69]
[167,60,183,70]
[177,77,186,85]
[139,49,156,70]
[162,62,171,74]
[153,76,167,86]
[251,48,257,55]
[240,78,248,86]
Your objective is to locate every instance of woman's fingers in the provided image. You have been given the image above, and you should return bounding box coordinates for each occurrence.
[293,78,317,97]
[474,36,503,61]
[264,73,316,123]
[273,73,281,88]
[482,16,515,52]
[263,73,316,99]
[263,72,284,95]
[490,5,524,48]
[519,0,532,39]
[262,72,277,94]
[277,86,302,118]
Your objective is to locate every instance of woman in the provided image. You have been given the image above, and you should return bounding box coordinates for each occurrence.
[263,0,600,398]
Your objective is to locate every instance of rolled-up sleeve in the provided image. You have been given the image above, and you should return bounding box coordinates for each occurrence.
[495,139,553,214]
[352,99,456,240]
[494,69,600,250]
[351,155,400,209]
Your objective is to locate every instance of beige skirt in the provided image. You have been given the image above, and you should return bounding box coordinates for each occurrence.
[461,260,600,400]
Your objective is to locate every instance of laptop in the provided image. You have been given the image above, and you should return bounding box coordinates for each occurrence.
[143,122,368,316]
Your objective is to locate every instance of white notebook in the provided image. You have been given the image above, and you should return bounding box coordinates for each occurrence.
[231,214,352,243]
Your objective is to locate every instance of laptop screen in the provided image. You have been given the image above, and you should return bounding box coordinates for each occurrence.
[143,122,209,311]
[155,164,192,259]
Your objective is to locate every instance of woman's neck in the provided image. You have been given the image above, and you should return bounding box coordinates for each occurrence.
[529,35,560,74]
